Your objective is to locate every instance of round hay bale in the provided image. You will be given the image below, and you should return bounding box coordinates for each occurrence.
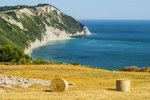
[116,80,130,92]
[50,78,69,92]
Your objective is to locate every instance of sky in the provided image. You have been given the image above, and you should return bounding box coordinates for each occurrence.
[0,0,150,20]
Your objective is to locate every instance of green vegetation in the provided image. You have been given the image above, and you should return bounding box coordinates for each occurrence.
[0,45,150,72]
[20,15,45,41]
[70,62,81,66]
[60,14,84,34]
[117,66,150,72]
[33,58,49,65]
[0,4,85,52]
[0,45,81,66]
[5,11,19,21]
[0,4,49,11]
[0,45,31,64]
[0,45,53,65]
[0,17,28,51]
[0,5,28,11]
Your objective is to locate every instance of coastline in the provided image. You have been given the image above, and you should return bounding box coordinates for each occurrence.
[24,26,91,55]
[26,38,73,56]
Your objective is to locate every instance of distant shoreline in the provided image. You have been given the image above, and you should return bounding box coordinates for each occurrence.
[30,20,150,69]
[26,38,73,56]
[24,26,91,55]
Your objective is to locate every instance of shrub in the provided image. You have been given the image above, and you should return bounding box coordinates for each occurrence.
[0,45,32,64]
[71,62,80,66]
[139,67,150,72]
[33,58,49,65]
[117,66,150,72]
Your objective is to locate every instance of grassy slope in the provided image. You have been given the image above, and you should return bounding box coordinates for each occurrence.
[0,65,149,100]
[0,5,85,52]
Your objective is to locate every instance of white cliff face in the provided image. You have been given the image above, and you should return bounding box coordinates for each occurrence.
[2,16,24,30]
[35,5,62,15]
[50,6,62,15]
[74,26,91,36]
[24,25,72,54]
[1,8,34,30]
[0,4,91,54]
[18,8,35,16]
[24,26,91,54]
[23,5,91,54]
[83,26,91,35]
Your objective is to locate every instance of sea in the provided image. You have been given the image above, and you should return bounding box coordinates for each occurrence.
[30,20,150,70]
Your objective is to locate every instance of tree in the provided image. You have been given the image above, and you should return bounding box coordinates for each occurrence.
[0,45,31,64]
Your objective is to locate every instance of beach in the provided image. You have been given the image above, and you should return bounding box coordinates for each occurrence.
[24,26,91,55]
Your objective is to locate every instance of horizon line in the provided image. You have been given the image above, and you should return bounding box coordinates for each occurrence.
[77,19,150,21]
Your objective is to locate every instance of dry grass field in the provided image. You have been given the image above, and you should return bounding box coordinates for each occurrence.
[0,64,150,100]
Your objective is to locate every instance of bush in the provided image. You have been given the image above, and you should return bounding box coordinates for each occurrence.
[139,67,150,72]
[0,45,32,64]
[71,62,80,66]
[0,45,68,65]
[117,66,150,72]
[33,58,49,65]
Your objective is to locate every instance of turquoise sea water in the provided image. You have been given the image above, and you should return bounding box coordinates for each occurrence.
[31,20,150,70]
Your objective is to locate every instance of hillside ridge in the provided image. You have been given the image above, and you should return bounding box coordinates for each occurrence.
[0,4,91,54]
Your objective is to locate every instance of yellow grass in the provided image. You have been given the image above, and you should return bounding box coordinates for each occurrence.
[0,64,150,100]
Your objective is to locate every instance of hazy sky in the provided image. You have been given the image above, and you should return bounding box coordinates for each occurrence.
[0,0,150,20]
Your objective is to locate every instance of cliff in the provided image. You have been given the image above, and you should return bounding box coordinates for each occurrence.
[0,4,91,54]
